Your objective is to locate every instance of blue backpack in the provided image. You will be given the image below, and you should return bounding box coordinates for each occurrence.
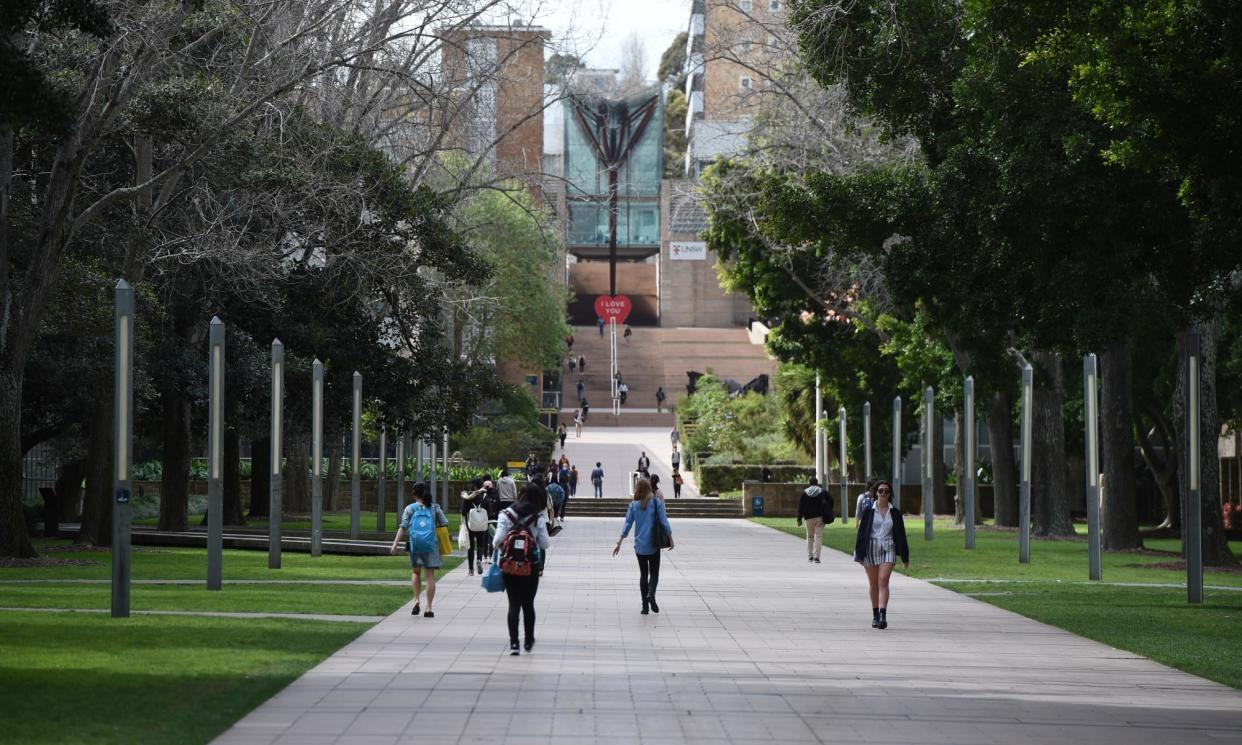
[408,504,437,554]
[547,482,566,507]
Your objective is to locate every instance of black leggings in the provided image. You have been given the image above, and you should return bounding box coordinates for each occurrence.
[503,573,539,644]
[467,530,488,565]
[637,552,661,601]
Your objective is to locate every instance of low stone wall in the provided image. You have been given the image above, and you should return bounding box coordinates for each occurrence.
[741,482,994,519]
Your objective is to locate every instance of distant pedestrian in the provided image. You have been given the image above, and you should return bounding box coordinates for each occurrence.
[613,477,673,615]
[390,481,449,618]
[558,423,567,450]
[672,469,683,499]
[569,357,577,374]
[461,481,490,576]
[576,379,585,403]
[655,387,666,412]
[581,399,590,420]
[525,451,539,479]
[618,382,628,405]
[495,483,552,655]
[854,480,909,630]
[649,473,665,501]
[566,333,574,350]
[574,409,583,437]
[578,354,586,373]
[670,428,680,447]
[597,316,605,337]
[761,465,773,483]
[497,471,518,512]
[591,462,604,498]
[623,325,632,343]
[547,478,567,520]
[670,448,680,471]
[797,477,833,564]
[857,479,878,517]
[636,451,650,474]
[569,465,580,497]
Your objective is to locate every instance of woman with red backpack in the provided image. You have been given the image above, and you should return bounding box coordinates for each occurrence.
[493,483,552,656]
[389,481,449,618]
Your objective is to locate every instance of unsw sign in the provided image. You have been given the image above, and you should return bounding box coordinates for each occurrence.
[669,241,707,261]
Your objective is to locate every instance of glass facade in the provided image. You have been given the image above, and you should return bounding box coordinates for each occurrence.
[564,91,663,250]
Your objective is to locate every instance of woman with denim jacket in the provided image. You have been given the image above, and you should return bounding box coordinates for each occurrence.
[612,478,674,614]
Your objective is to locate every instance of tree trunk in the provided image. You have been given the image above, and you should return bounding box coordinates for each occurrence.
[286,428,310,513]
[1031,350,1074,536]
[54,458,86,523]
[223,429,244,525]
[158,386,191,531]
[250,436,270,519]
[989,389,1019,527]
[952,409,965,525]
[0,368,36,557]
[1101,339,1141,550]
[1175,321,1237,566]
[1136,404,1180,531]
[77,399,112,547]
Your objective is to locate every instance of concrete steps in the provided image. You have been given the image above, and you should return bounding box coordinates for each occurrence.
[569,497,743,518]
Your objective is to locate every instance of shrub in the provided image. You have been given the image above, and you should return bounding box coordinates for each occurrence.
[697,464,815,494]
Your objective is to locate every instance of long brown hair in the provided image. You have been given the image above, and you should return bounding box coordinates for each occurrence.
[633,478,654,510]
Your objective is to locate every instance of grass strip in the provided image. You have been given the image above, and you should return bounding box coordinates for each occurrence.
[0,613,367,745]
[135,510,463,535]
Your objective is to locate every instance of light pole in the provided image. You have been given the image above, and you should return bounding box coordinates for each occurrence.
[377,427,387,532]
[1019,364,1033,564]
[964,376,976,550]
[863,401,872,481]
[1083,353,1102,580]
[442,428,450,511]
[1184,332,1203,604]
[112,280,135,617]
[814,375,823,486]
[269,339,284,570]
[311,359,323,557]
[206,317,225,591]
[396,433,406,515]
[839,406,848,525]
[351,371,361,539]
[924,387,935,541]
[892,396,903,510]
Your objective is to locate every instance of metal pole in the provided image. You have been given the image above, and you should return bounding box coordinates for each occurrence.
[415,437,424,481]
[1185,332,1203,604]
[1084,353,1102,580]
[863,401,872,480]
[964,376,976,550]
[814,375,823,486]
[311,360,324,557]
[1019,364,1033,564]
[112,280,134,617]
[442,429,450,511]
[350,371,361,539]
[377,427,387,532]
[269,339,284,570]
[396,433,406,516]
[924,387,935,541]
[429,440,438,503]
[821,410,829,490]
[892,396,902,510]
[206,317,225,590]
[839,406,848,525]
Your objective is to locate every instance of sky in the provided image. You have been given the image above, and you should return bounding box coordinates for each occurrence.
[529,0,689,78]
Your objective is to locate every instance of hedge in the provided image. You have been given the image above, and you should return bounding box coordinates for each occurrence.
[696,464,815,494]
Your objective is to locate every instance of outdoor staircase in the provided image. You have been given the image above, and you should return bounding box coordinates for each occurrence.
[563,325,776,427]
[569,497,743,518]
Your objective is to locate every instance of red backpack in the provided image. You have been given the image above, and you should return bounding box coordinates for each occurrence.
[499,508,538,576]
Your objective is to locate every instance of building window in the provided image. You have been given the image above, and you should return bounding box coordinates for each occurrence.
[769,0,782,10]
[740,75,753,90]
[740,41,752,54]
[739,0,753,11]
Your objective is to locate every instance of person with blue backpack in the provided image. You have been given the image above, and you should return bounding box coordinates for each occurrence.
[493,483,551,656]
[389,481,449,618]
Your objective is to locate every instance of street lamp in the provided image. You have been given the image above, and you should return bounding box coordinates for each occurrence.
[112,280,135,617]
[892,396,902,510]
[1083,353,1101,581]
[924,387,935,541]
[207,317,225,591]
[1185,332,1203,604]
[311,359,323,556]
[964,376,976,550]
[269,339,283,569]
[1019,364,1033,564]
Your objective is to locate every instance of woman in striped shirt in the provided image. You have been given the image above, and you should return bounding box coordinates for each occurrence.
[852,480,909,629]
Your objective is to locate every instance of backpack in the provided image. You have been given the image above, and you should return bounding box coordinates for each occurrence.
[547,482,566,506]
[408,504,437,554]
[499,508,538,576]
[467,502,489,532]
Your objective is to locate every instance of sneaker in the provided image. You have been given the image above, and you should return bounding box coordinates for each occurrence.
[814,557,821,564]
[477,561,483,574]
[524,639,535,653]
[423,611,435,618]
[411,603,420,616]
[468,567,475,576]
[648,597,660,614]
[509,642,520,656]
[807,556,814,563]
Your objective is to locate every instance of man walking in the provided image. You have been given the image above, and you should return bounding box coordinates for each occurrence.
[655,386,666,412]
[591,462,604,498]
[797,477,834,564]
[576,378,585,403]
[597,315,605,337]
[671,447,680,472]
[578,354,586,374]
[636,451,650,477]
[670,427,679,448]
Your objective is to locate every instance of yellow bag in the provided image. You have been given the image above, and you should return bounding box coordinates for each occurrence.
[435,525,453,556]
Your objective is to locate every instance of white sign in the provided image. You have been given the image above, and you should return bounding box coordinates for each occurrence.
[670,241,707,261]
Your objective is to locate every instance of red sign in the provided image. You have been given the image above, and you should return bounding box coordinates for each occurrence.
[594,294,632,324]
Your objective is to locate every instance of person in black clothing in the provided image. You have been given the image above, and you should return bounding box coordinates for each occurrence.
[761,465,773,483]
[853,480,909,629]
[460,479,489,575]
[796,477,834,563]
[494,483,552,655]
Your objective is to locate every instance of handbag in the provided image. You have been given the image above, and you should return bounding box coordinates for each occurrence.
[435,525,454,556]
[458,523,469,547]
[650,505,672,550]
[481,551,505,592]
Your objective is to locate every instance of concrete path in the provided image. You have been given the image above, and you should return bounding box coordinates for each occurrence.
[556,426,699,498]
[211,518,1242,745]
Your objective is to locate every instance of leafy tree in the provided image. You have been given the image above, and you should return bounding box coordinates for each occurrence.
[657,31,688,90]
[545,52,584,88]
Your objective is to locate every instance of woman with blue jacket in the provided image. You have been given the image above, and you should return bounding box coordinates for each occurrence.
[613,478,674,614]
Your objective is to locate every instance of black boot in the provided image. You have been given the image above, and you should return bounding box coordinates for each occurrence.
[878,609,888,630]
[648,596,660,614]
[872,608,880,628]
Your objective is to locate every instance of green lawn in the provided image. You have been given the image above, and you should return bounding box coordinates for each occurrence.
[135,510,463,535]
[0,613,365,745]
[752,516,1242,689]
[0,542,467,744]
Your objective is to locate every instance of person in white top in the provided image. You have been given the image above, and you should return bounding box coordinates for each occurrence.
[852,480,909,630]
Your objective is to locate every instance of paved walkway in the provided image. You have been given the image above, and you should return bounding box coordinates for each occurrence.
[212,518,1242,745]
[556,426,699,498]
